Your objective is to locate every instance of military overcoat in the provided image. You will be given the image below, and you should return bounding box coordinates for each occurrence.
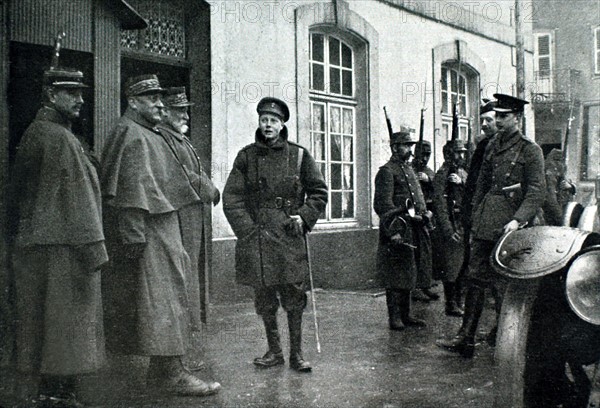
[223,128,328,288]
[543,148,574,226]
[471,130,546,242]
[374,157,432,290]
[432,163,468,281]
[10,107,107,375]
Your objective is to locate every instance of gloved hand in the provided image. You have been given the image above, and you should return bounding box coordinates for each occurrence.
[124,242,146,260]
[285,215,305,237]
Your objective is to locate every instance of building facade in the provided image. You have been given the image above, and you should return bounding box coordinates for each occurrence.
[531,0,599,205]
[0,0,534,347]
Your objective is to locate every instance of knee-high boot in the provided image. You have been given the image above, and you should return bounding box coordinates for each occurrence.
[288,311,312,372]
[443,281,464,317]
[437,285,485,358]
[386,290,405,330]
[253,314,284,367]
[486,284,505,346]
[398,290,426,327]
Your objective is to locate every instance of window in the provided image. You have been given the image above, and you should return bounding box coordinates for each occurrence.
[440,66,470,141]
[534,33,553,93]
[309,33,356,221]
[594,27,600,75]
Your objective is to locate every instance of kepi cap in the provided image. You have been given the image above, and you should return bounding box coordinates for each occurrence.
[163,86,194,107]
[493,93,529,113]
[257,97,289,122]
[415,140,432,152]
[390,125,416,145]
[452,139,468,152]
[125,74,164,97]
[43,67,88,88]
[480,99,497,114]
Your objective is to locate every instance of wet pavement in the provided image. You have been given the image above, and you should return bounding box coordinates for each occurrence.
[1,286,499,407]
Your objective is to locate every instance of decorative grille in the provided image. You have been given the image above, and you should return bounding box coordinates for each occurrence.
[120,0,186,58]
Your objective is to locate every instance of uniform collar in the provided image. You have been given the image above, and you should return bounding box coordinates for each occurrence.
[495,129,521,154]
[157,123,184,141]
[36,106,72,131]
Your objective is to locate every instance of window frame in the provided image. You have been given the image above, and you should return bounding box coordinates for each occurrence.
[594,26,600,75]
[440,65,470,141]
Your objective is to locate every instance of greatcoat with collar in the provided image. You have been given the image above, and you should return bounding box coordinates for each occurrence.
[374,156,433,290]
[223,127,328,288]
[157,123,220,327]
[10,106,107,375]
[471,129,546,242]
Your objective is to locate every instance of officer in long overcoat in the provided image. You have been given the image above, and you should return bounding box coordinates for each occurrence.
[438,94,546,358]
[223,97,327,372]
[543,148,576,226]
[432,140,468,317]
[374,128,433,330]
[101,75,220,396]
[157,86,220,373]
[9,66,107,405]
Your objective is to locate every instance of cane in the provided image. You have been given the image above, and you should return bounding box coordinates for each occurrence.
[305,234,322,353]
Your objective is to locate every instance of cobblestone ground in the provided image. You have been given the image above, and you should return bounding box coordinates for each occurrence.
[1,286,499,407]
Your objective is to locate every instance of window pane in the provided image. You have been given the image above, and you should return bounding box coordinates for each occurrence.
[451,70,457,93]
[331,163,342,189]
[442,123,449,141]
[311,34,324,62]
[343,164,353,189]
[343,136,353,162]
[312,64,324,91]
[342,70,353,96]
[331,133,342,162]
[319,163,327,181]
[330,67,341,94]
[451,94,457,108]
[329,37,340,65]
[313,132,325,161]
[330,106,341,134]
[331,192,342,219]
[441,91,449,114]
[459,75,466,95]
[312,103,325,131]
[441,68,448,91]
[342,43,352,68]
[343,192,354,218]
[460,96,467,116]
[342,108,353,135]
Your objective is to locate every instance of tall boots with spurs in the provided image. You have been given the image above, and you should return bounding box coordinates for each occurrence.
[147,356,221,396]
[253,314,284,367]
[437,285,486,358]
[288,311,312,372]
[443,281,464,317]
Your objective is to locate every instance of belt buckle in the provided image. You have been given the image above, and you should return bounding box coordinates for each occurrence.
[274,197,283,209]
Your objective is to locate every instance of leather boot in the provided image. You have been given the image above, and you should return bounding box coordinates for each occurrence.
[437,286,485,358]
[443,282,464,317]
[386,290,405,331]
[148,356,221,396]
[485,284,504,347]
[399,290,426,327]
[253,314,284,367]
[288,311,312,372]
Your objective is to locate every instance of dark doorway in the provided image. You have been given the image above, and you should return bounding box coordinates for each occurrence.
[8,41,94,164]
[120,56,190,115]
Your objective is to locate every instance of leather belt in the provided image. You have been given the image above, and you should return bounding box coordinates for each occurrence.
[259,196,292,209]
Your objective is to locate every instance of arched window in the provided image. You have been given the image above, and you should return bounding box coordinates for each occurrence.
[309,33,356,221]
[440,65,471,141]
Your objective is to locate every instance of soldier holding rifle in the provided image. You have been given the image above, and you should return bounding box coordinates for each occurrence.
[374,124,433,331]
[223,97,327,372]
[438,94,545,358]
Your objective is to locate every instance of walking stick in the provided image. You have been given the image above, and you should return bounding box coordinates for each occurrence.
[305,234,322,353]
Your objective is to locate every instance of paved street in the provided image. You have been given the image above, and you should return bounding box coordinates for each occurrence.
[1,287,499,407]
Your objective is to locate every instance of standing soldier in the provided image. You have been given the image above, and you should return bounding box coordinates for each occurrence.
[543,148,576,226]
[223,97,327,372]
[374,127,433,331]
[157,87,221,370]
[412,140,440,302]
[101,75,221,396]
[438,94,546,358]
[9,65,107,406]
[432,141,468,317]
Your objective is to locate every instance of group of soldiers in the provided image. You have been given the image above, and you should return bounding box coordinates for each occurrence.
[374,93,576,359]
[8,47,328,406]
[7,48,578,407]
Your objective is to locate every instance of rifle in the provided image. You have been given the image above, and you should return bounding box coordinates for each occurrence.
[466,116,474,167]
[446,44,463,231]
[383,106,393,139]
[51,32,66,69]
[414,70,428,166]
[562,100,575,167]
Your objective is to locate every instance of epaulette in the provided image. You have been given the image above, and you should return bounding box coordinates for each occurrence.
[287,140,306,152]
